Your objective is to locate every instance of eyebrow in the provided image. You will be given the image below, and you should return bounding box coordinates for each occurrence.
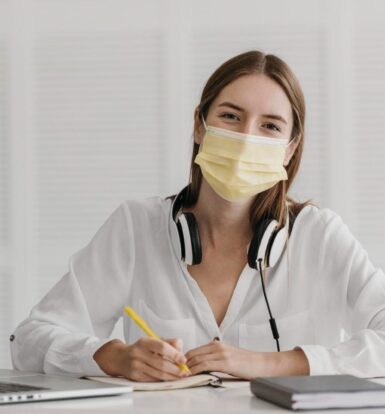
[217,101,288,125]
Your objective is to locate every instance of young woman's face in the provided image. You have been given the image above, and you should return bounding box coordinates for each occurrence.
[196,73,298,166]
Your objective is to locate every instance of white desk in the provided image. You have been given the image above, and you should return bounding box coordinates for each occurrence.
[3,379,385,414]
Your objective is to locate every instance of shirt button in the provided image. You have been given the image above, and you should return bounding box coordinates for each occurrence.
[9,334,15,342]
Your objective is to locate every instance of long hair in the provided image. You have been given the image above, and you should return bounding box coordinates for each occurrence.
[183,50,313,231]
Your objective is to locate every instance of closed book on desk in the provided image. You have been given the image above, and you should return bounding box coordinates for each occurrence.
[250,375,385,410]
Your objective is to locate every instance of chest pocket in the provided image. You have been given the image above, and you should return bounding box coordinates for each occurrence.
[137,300,196,353]
[239,309,314,352]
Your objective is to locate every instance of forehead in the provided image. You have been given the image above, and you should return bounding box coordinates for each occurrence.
[211,74,293,123]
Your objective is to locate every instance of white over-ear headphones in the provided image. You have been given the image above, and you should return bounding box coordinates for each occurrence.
[169,185,291,269]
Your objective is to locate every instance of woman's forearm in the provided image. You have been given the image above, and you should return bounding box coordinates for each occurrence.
[257,348,310,377]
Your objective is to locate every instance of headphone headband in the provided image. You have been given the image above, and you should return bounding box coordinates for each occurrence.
[172,185,189,221]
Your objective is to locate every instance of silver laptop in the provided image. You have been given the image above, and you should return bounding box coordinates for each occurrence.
[0,369,132,404]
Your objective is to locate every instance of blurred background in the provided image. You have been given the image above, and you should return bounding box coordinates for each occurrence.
[0,0,384,368]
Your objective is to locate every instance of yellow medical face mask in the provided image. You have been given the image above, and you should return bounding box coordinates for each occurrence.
[194,118,290,202]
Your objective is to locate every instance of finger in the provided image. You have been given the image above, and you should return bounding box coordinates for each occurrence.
[138,372,159,382]
[189,360,225,376]
[185,342,217,361]
[139,337,186,364]
[129,370,158,382]
[140,360,185,381]
[139,347,188,377]
[162,339,188,369]
[187,351,223,369]
[121,358,159,382]
[131,340,188,377]
[165,338,184,353]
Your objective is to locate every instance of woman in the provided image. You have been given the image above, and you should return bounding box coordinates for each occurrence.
[11,51,385,381]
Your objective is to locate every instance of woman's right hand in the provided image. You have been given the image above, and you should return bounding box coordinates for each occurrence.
[93,337,190,382]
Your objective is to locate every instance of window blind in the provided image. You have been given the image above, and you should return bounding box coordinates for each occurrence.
[32,31,164,302]
[0,36,11,368]
[0,39,8,248]
[352,24,385,269]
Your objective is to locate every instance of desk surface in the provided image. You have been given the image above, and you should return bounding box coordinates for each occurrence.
[3,379,385,414]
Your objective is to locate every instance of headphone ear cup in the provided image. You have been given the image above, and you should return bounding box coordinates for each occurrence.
[248,219,276,269]
[178,213,202,265]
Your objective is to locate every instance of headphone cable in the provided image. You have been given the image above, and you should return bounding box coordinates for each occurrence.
[257,258,280,352]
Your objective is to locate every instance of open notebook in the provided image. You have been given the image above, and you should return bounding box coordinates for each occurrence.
[86,373,244,391]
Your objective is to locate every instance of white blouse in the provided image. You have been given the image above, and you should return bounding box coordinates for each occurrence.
[10,197,385,378]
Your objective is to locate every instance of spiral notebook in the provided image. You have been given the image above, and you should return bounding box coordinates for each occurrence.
[86,373,225,391]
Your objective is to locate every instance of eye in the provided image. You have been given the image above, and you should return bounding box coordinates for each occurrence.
[263,123,281,132]
[219,112,240,121]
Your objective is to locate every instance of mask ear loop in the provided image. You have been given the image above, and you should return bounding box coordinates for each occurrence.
[285,137,295,148]
[196,115,208,156]
[201,115,207,130]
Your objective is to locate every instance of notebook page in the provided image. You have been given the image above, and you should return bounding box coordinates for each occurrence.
[86,373,220,391]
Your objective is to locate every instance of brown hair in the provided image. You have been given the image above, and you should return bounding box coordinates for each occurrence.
[184,50,314,231]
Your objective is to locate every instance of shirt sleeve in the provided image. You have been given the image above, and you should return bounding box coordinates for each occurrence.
[10,202,135,376]
[297,209,385,377]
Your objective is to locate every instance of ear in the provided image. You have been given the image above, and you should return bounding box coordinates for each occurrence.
[193,107,204,145]
[283,137,299,167]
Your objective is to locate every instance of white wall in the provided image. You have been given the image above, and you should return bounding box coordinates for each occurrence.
[0,0,384,368]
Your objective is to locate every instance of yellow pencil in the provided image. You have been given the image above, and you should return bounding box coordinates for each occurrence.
[124,306,191,374]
